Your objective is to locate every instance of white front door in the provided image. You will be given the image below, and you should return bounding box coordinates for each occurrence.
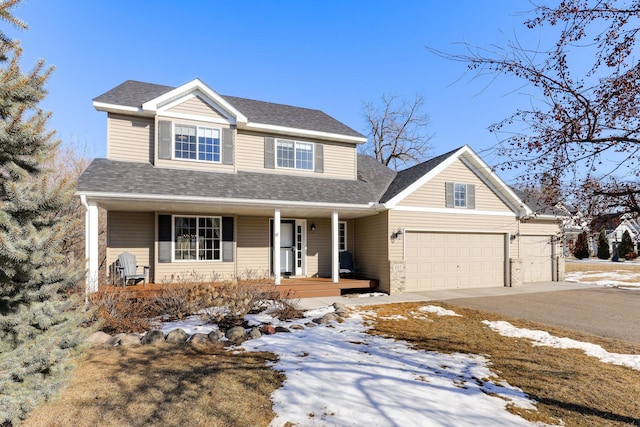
[280,221,295,275]
[272,219,305,276]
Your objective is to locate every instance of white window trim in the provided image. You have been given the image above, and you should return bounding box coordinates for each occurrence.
[454,183,467,208]
[339,221,347,252]
[275,138,315,171]
[173,123,222,164]
[172,215,222,262]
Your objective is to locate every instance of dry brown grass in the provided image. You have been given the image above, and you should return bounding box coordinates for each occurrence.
[566,260,640,283]
[23,343,283,427]
[366,302,640,427]
[566,260,640,273]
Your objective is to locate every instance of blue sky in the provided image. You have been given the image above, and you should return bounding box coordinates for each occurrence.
[12,0,544,184]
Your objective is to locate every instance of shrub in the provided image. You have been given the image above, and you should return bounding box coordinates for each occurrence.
[618,230,635,260]
[89,289,159,334]
[573,231,590,259]
[597,230,611,260]
[198,269,303,330]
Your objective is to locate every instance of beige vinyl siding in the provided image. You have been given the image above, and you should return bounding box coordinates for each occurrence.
[519,218,562,236]
[307,218,332,277]
[235,130,357,179]
[354,213,390,292]
[154,116,235,173]
[236,216,271,275]
[107,114,154,163]
[398,159,513,212]
[166,96,228,120]
[154,261,235,283]
[322,142,357,179]
[107,212,155,281]
[236,130,264,171]
[388,210,518,261]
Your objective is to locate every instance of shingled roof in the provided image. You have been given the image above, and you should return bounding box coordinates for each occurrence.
[78,154,395,206]
[93,80,364,138]
[379,147,462,203]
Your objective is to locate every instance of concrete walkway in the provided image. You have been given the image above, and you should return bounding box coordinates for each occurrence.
[296,281,594,310]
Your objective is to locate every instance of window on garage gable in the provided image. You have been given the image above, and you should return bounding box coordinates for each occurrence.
[445,182,475,209]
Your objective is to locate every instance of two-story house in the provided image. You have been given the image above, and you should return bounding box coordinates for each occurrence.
[78,79,565,296]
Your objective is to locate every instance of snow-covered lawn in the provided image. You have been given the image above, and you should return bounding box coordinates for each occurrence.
[159,300,639,426]
[483,320,640,372]
[241,306,542,427]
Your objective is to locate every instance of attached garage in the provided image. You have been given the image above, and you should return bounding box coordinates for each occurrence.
[404,231,506,291]
[520,235,553,282]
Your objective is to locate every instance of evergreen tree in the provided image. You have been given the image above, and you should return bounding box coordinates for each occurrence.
[597,230,611,260]
[573,231,590,259]
[0,1,88,423]
[618,230,635,259]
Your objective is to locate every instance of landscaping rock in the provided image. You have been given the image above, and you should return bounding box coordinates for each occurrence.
[335,308,349,317]
[87,331,112,346]
[110,333,141,346]
[226,326,247,343]
[208,329,224,341]
[260,324,276,335]
[189,333,210,344]
[166,328,189,343]
[289,324,304,330]
[141,329,165,345]
[249,327,262,340]
[275,326,291,333]
[332,302,348,312]
[305,322,317,328]
[313,312,341,324]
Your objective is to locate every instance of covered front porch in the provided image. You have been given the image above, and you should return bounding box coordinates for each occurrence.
[82,194,382,295]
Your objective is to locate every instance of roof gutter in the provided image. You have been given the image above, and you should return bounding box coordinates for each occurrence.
[76,191,376,211]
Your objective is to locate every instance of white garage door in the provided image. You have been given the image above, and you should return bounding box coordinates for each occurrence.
[520,235,552,282]
[405,232,505,291]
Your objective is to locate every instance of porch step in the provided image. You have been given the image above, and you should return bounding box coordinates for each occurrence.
[277,278,378,299]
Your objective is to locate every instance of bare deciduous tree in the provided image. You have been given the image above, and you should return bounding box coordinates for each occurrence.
[432,1,640,215]
[362,94,433,170]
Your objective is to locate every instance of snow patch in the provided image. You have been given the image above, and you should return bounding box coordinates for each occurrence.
[418,305,462,317]
[483,320,640,372]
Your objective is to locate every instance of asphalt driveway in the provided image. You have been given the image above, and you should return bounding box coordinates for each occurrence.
[302,282,640,344]
[441,286,640,344]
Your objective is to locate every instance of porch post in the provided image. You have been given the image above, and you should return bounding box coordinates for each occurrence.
[81,196,99,294]
[274,209,281,285]
[331,211,339,283]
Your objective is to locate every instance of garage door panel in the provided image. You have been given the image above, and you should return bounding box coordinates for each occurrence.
[405,231,505,291]
[520,235,552,282]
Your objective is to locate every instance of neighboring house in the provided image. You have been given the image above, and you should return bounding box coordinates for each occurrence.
[78,79,565,295]
[607,213,640,254]
[555,204,593,256]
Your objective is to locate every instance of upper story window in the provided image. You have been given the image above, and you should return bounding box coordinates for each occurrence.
[174,124,221,162]
[276,138,314,170]
[454,183,467,207]
[445,182,476,209]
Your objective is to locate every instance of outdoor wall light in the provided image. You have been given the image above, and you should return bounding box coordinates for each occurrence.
[310,223,316,232]
[510,232,520,241]
[391,229,403,240]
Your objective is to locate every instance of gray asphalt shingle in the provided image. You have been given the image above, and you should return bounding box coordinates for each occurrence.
[78,154,395,206]
[93,80,364,138]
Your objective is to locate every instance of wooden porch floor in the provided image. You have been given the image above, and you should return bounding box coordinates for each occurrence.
[102,277,379,299]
